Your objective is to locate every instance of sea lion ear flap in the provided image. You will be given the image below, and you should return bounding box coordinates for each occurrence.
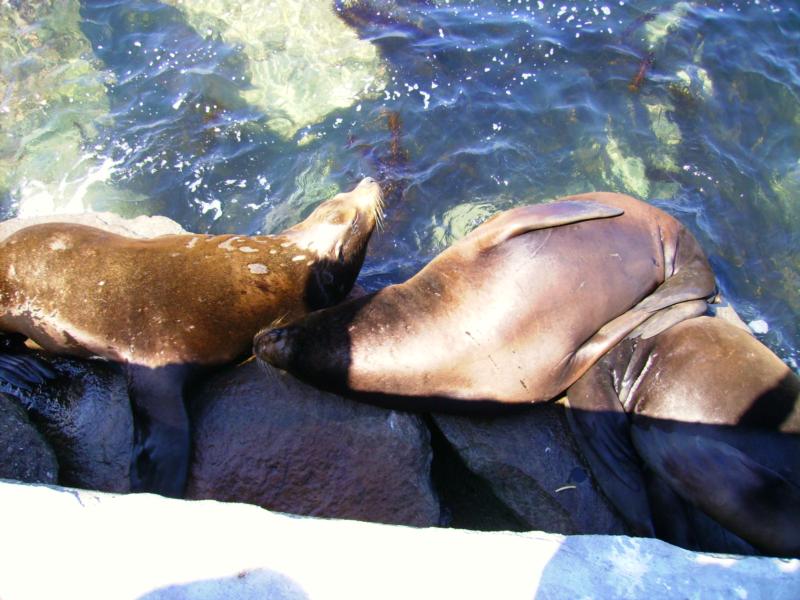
[467,201,624,250]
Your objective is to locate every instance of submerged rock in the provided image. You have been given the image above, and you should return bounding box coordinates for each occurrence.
[21,356,133,493]
[429,201,499,251]
[644,2,692,50]
[162,0,387,139]
[187,361,440,526]
[604,131,649,199]
[261,150,340,234]
[0,0,126,217]
[432,401,628,536]
[0,393,58,484]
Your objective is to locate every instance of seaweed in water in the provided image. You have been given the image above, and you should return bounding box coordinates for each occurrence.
[629,52,655,93]
[381,110,409,195]
[346,108,409,206]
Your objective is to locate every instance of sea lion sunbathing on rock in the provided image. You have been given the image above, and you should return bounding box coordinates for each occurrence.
[0,177,383,496]
[566,315,800,557]
[255,192,716,408]
[254,190,800,555]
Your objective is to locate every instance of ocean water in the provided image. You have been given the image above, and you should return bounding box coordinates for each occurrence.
[1,0,798,369]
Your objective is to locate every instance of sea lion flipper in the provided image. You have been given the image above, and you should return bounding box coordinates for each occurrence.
[570,267,715,370]
[566,358,655,537]
[127,365,191,498]
[631,425,800,557]
[469,201,623,250]
[0,350,56,394]
[628,299,708,340]
[635,262,716,314]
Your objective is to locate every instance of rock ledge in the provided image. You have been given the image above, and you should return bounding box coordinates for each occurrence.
[0,480,797,600]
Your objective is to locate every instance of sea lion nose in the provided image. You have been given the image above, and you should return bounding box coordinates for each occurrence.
[253,328,289,367]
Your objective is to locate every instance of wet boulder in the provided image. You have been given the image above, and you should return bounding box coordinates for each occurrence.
[187,361,440,526]
[22,356,133,493]
[432,400,628,535]
[0,392,58,484]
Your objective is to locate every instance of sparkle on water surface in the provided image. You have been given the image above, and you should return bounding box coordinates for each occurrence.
[0,0,798,367]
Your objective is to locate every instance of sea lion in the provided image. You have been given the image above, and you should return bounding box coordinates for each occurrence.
[566,315,800,557]
[0,177,383,496]
[255,192,716,407]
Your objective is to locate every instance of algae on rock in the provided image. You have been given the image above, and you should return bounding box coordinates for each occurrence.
[604,132,650,199]
[644,2,692,50]
[0,0,128,217]
[162,0,387,140]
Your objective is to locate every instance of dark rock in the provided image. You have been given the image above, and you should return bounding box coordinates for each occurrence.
[432,400,628,535]
[0,392,58,483]
[429,421,529,532]
[186,361,440,526]
[23,356,132,493]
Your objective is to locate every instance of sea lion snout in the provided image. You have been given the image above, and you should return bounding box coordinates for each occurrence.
[253,327,291,369]
[350,176,383,216]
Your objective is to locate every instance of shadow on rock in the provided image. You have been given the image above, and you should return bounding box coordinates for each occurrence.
[0,392,58,483]
[20,356,133,493]
[186,360,440,526]
[431,401,629,536]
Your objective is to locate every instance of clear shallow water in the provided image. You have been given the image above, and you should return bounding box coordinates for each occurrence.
[1,0,798,369]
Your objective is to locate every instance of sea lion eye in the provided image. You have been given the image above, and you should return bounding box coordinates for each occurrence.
[326,211,345,225]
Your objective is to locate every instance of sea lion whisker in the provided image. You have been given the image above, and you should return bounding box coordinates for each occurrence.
[372,186,386,232]
[268,312,291,330]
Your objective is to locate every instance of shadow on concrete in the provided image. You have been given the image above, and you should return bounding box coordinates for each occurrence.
[138,568,309,600]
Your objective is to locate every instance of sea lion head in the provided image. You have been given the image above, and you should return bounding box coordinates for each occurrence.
[255,293,369,390]
[281,177,383,309]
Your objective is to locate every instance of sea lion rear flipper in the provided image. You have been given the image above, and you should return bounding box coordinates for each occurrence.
[606,226,717,341]
[127,364,191,498]
[565,357,655,537]
[631,425,800,557]
[628,299,708,340]
[636,262,715,316]
[0,334,57,394]
[468,201,623,250]
[569,266,715,370]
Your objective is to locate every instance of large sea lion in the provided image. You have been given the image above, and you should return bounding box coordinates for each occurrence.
[0,177,383,496]
[255,192,716,407]
[566,315,800,557]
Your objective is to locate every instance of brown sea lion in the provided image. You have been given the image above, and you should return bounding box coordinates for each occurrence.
[254,192,716,407]
[566,315,800,557]
[0,177,383,496]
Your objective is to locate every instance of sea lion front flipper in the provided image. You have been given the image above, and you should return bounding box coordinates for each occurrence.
[467,201,623,250]
[127,364,191,498]
[565,357,655,537]
[631,425,800,557]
